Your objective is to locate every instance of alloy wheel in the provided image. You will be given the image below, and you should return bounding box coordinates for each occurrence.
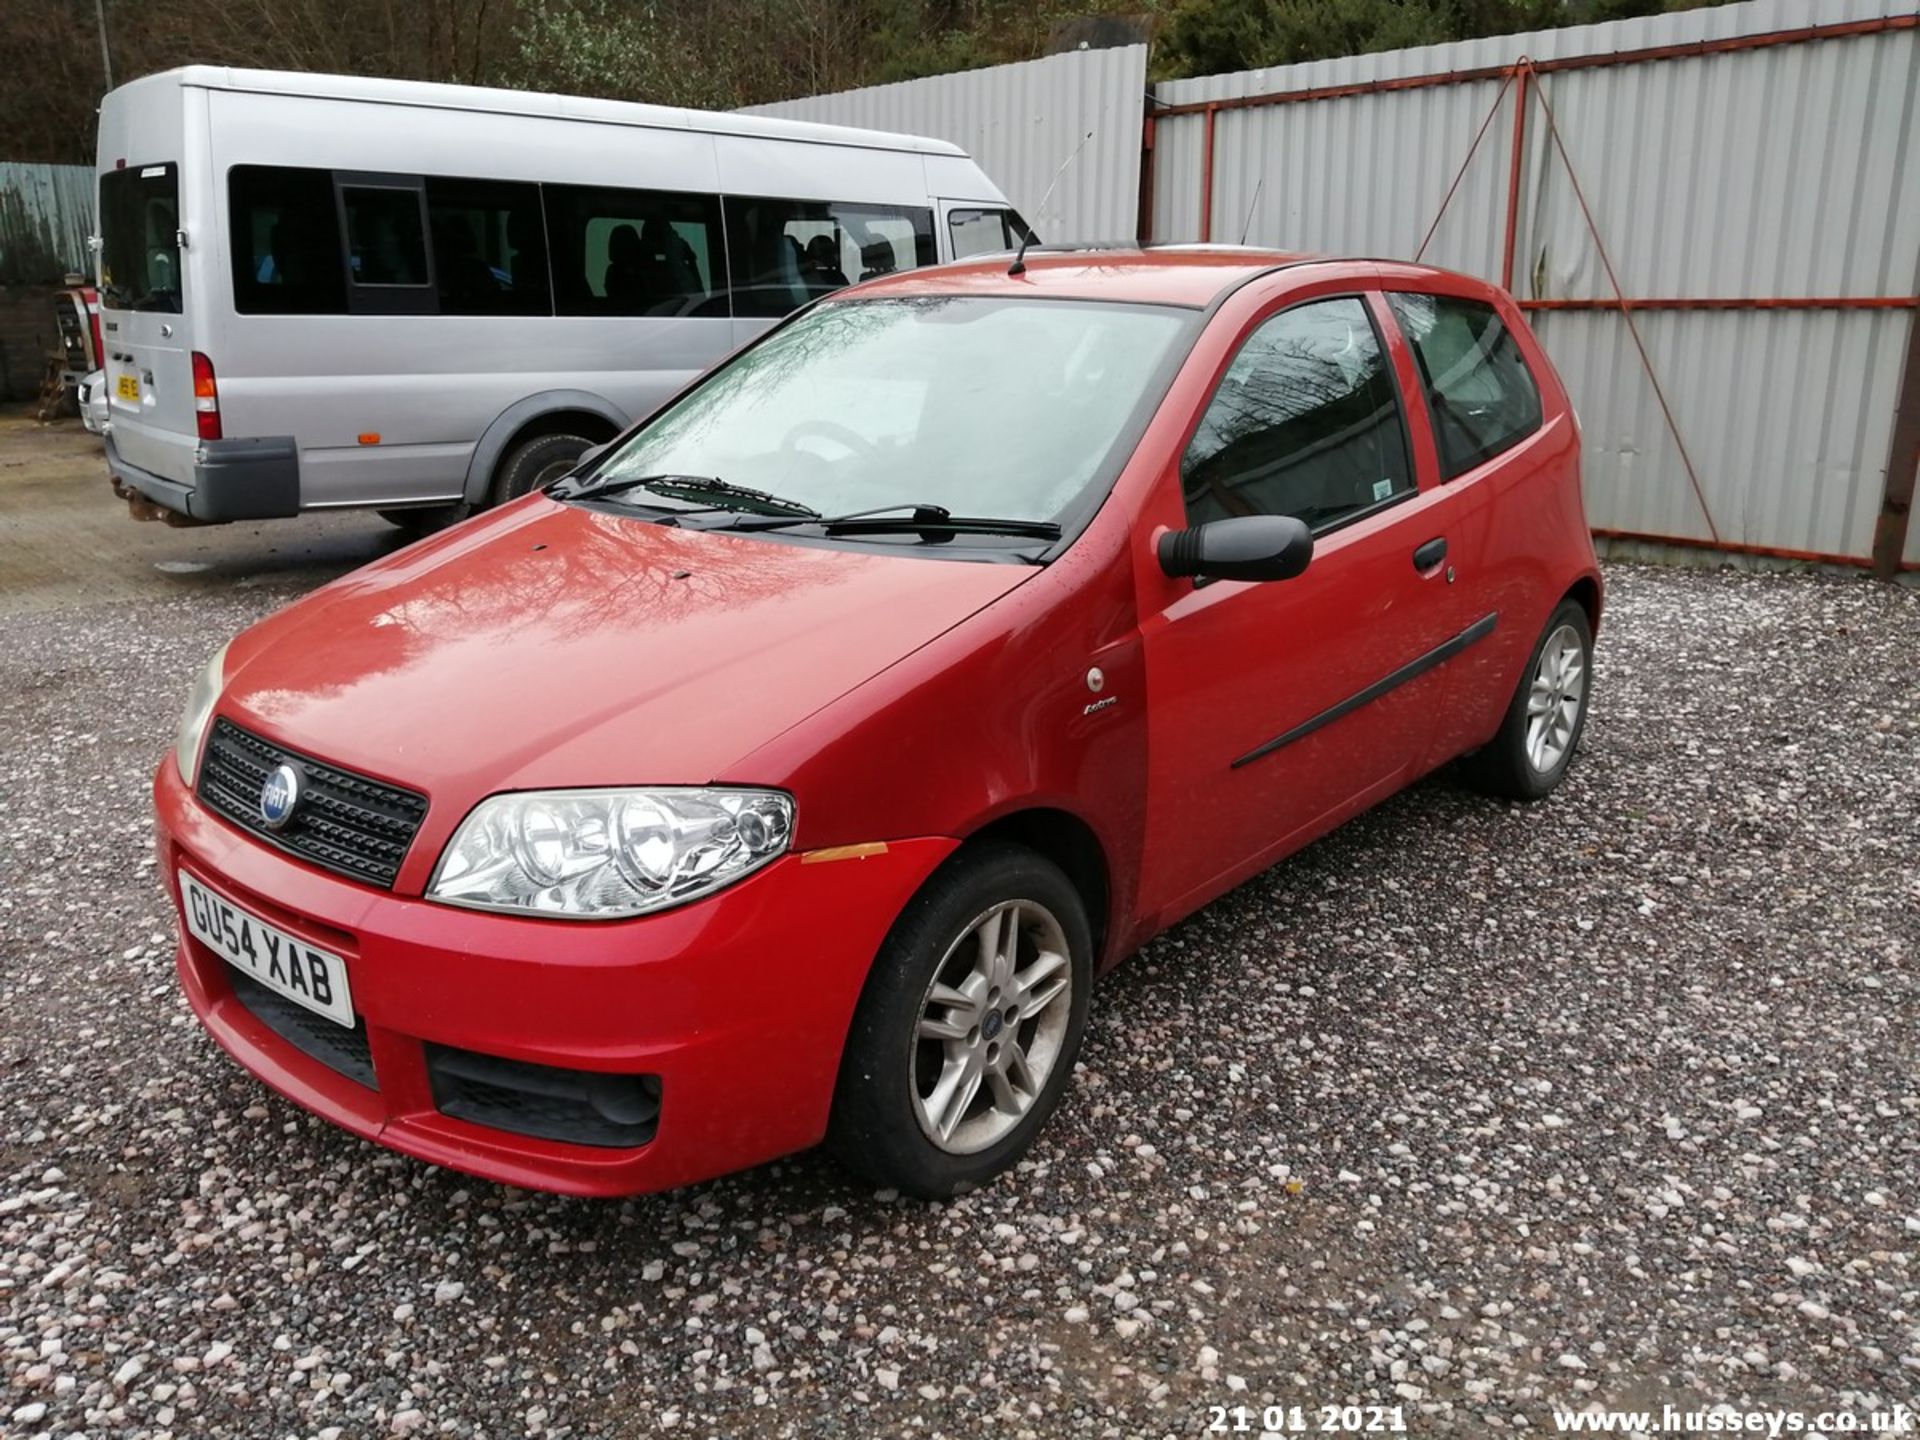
[910,899,1073,1155]
[1525,622,1587,773]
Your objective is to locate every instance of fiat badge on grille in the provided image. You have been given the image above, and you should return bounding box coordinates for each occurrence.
[259,762,303,831]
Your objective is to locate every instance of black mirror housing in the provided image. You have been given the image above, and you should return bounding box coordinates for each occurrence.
[1158,514,1314,583]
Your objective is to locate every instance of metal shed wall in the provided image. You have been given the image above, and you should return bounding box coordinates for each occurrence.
[0,163,94,285]
[1148,0,1920,568]
[745,46,1148,243]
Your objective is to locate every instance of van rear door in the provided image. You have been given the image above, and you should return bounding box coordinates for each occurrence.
[99,160,198,483]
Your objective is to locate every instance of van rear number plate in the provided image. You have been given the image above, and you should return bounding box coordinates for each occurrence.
[179,871,355,1028]
[115,374,140,401]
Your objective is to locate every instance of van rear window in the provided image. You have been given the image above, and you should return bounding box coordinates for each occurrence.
[99,163,183,314]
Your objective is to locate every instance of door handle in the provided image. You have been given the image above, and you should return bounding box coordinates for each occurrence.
[1413,537,1448,571]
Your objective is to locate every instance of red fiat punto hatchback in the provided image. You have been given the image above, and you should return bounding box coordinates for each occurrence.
[156,247,1600,1199]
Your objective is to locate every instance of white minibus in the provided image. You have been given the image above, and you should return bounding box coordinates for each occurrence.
[94,67,1028,529]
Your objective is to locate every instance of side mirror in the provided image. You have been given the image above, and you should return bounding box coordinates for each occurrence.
[1157,514,1313,583]
[576,441,610,471]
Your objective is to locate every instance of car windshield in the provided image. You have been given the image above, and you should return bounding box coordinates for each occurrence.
[584,295,1193,531]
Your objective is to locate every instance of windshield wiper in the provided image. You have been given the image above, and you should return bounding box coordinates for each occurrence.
[553,471,820,519]
[714,503,1061,541]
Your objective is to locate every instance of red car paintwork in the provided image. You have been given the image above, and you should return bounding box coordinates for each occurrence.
[155,249,1601,1195]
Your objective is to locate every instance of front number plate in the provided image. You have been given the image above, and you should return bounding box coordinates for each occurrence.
[115,374,140,402]
[178,871,355,1028]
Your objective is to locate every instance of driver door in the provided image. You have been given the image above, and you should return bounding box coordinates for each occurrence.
[1138,291,1469,922]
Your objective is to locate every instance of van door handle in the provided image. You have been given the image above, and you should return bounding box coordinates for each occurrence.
[1413,537,1448,571]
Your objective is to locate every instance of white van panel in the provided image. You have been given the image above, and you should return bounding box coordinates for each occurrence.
[95,68,1011,520]
[713,136,932,207]
[210,90,726,194]
[204,89,733,506]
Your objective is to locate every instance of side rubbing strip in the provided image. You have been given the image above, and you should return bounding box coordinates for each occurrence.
[1232,612,1499,770]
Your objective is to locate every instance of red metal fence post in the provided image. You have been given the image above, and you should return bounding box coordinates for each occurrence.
[1137,108,1157,245]
[1873,302,1920,578]
[1500,64,1530,292]
[1200,106,1217,243]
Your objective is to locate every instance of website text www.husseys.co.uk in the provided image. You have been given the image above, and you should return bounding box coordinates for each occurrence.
[1552,1404,1915,1435]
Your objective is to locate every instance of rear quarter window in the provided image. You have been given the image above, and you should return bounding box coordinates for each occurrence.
[1388,293,1542,478]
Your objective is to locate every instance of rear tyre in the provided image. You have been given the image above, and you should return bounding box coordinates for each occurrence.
[489,431,596,507]
[827,843,1092,1200]
[1464,598,1593,801]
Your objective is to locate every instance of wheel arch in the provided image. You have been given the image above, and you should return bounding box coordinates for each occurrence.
[461,391,628,505]
[961,807,1113,963]
[1563,572,1604,636]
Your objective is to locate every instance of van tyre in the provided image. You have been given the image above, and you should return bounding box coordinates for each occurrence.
[491,431,596,506]
[1465,598,1593,802]
[828,843,1092,1200]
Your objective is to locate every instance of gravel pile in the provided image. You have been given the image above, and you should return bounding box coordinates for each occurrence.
[1,564,1915,1438]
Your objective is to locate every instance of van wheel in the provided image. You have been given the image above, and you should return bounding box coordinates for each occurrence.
[1464,598,1593,801]
[379,504,470,536]
[827,843,1091,1200]
[490,432,595,506]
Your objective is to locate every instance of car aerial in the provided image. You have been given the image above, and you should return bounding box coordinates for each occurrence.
[155,244,1601,1200]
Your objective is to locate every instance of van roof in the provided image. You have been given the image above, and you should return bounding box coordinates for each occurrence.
[122,66,972,159]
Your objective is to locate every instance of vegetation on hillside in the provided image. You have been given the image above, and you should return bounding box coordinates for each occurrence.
[4,0,1728,164]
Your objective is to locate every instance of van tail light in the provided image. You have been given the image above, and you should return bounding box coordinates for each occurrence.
[191,351,222,441]
[83,290,103,371]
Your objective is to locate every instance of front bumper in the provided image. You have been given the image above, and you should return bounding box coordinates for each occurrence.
[107,430,300,521]
[154,760,955,1195]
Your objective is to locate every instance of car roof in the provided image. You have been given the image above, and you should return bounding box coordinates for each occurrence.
[845,246,1319,308]
[850,246,1497,308]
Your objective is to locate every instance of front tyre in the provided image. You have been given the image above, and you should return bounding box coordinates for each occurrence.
[1465,597,1594,801]
[828,843,1092,1200]
[489,431,596,507]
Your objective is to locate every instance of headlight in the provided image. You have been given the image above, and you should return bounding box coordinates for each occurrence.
[174,641,229,784]
[429,787,795,919]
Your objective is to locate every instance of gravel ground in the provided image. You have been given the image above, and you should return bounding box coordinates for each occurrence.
[1,563,1915,1439]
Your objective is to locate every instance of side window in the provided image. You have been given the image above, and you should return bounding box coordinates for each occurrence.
[228,165,346,315]
[1182,296,1415,533]
[947,208,1036,260]
[723,198,936,318]
[341,183,430,287]
[1388,292,1542,478]
[545,184,724,317]
[424,177,550,316]
[948,208,1012,259]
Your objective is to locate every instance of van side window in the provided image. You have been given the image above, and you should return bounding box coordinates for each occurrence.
[1181,297,1414,534]
[424,178,550,316]
[342,185,430,287]
[947,208,1032,260]
[228,166,346,315]
[545,185,724,318]
[1387,292,1542,478]
[722,198,936,318]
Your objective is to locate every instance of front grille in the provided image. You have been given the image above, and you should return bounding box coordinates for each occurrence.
[426,1045,661,1149]
[198,718,428,888]
[228,969,376,1089]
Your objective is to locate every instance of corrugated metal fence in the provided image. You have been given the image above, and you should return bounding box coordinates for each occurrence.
[751,3,1920,573]
[746,45,1148,243]
[0,163,94,285]
[1145,0,1920,572]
